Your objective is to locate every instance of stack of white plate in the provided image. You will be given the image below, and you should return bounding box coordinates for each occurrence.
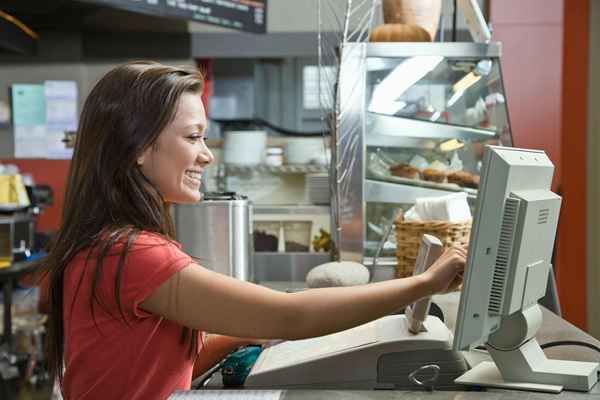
[306,173,330,205]
[223,130,266,166]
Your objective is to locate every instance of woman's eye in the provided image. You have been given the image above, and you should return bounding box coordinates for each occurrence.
[187,134,203,142]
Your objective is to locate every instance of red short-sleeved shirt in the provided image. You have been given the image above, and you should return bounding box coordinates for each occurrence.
[63,232,199,400]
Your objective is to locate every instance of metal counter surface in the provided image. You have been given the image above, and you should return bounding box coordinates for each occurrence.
[172,390,600,399]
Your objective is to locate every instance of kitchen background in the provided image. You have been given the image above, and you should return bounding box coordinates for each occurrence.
[0,0,598,340]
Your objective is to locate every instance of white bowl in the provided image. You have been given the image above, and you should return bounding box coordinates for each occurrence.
[284,138,327,165]
[223,130,267,166]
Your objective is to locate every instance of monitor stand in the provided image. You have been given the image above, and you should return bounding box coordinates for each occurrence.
[455,305,599,393]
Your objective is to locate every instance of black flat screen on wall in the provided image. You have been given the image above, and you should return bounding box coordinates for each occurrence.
[80,0,267,33]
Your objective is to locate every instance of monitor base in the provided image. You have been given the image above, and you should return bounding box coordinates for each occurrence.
[455,361,563,393]
[456,337,599,392]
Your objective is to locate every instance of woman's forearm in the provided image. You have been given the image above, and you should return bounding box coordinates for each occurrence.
[143,263,442,342]
[190,275,432,378]
[283,274,433,340]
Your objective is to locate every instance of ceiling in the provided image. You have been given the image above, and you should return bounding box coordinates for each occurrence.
[0,0,189,55]
[0,0,188,33]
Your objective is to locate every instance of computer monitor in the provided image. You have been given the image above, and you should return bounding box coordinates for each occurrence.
[453,146,598,392]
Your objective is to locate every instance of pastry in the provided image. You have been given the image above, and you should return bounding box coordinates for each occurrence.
[447,171,480,188]
[369,24,431,42]
[390,163,420,179]
[468,174,481,188]
[422,168,446,183]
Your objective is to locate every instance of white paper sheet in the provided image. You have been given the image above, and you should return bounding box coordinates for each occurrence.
[14,125,47,159]
[44,80,77,159]
[169,390,283,400]
[44,80,78,132]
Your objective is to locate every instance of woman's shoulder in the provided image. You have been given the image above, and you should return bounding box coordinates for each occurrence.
[134,231,182,248]
[73,230,187,262]
[127,231,187,260]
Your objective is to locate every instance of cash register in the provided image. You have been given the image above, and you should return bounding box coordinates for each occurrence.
[244,235,467,390]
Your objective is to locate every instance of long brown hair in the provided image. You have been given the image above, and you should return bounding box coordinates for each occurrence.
[44,61,204,387]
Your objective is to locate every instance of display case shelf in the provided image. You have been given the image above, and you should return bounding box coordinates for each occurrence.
[366,42,502,58]
[367,113,497,144]
[365,179,477,204]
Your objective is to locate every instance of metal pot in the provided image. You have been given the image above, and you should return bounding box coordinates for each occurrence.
[175,192,253,281]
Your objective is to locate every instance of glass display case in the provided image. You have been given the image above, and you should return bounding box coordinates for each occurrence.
[333,43,513,267]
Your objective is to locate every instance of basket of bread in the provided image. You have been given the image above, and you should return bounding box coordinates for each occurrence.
[394,193,472,278]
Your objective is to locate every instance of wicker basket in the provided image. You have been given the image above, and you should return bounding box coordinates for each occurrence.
[394,211,471,278]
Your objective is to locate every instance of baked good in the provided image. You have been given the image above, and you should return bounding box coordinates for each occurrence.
[468,174,481,188]
[306,261,370,288]
[447,171,470,186]
[390,163,420,179]
[447,171,480,188]
[422,168,446,183]
[369,24,431,42]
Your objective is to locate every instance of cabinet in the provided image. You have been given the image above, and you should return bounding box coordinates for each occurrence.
[333,43,513,264]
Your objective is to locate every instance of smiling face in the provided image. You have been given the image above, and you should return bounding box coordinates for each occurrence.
[138,91,214,204]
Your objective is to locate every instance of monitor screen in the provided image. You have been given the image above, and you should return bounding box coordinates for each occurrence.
[453,146,561,351]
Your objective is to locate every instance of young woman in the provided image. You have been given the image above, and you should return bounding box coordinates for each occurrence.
[44,61,466,399]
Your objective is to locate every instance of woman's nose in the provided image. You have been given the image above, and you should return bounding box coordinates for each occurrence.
[198,145,214,165]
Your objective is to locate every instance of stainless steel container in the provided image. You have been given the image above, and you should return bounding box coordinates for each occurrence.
[175,192,253,281]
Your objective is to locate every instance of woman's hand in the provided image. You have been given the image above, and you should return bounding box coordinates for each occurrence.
[422,246,467,295]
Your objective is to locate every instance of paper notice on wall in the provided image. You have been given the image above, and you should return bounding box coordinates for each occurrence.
[45,80,77,159]
[14,125,47,158]
[11,84,47,158]
[11,84,46,126]
[46,131,72,159]
[45,80,78,131]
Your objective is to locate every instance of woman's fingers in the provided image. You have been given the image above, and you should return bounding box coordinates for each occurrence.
[453,245,468,258]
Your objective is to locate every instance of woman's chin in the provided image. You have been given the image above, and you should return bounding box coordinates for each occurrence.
[169,191,203,204]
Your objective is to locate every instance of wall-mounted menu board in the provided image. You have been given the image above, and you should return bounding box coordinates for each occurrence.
[80,0,267,33]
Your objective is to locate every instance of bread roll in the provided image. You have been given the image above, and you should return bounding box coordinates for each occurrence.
[369,24,432,42]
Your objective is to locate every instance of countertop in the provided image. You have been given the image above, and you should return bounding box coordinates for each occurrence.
[171,286,600,399]
[172,389,600,399]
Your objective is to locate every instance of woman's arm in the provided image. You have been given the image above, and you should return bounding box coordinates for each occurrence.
[141,247,465,341]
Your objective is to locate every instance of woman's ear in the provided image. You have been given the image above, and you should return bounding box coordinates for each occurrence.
[137,148,150,166]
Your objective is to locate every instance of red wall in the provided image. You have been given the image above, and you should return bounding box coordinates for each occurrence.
[0,159,70,233]
[491,0,564,188]
[491,0,589,329]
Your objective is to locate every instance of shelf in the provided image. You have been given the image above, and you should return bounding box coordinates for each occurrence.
[368,170,479,195]
[0,211,34,223]
[365,42,502,59]
[365,179,477,204]
[365,133,437,149]
[254,205,330,215]
[225,164,328,175]
[367,112,497,143]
